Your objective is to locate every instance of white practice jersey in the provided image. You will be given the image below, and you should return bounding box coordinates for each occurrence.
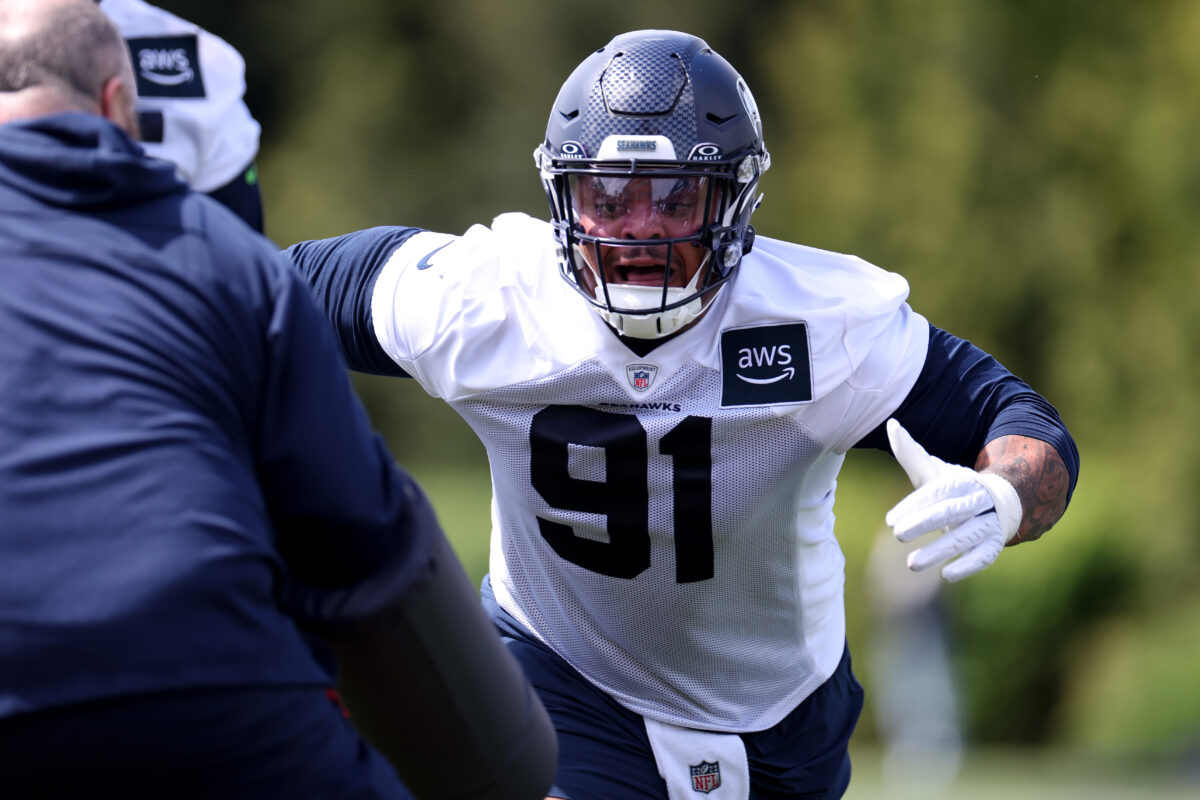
[371,213,929,732]
[99,0,260,192]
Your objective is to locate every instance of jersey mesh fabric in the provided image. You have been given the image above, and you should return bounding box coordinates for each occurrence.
[459,359,840,732]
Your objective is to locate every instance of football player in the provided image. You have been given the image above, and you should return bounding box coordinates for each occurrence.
[286,30,1079,799]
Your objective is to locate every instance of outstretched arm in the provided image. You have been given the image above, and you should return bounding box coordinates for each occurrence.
[858,324,1079,581]
[284,227,424,376]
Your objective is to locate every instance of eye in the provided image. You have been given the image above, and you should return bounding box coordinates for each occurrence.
[655,198,695,218]
[589,195,626,219]
[651,177,704,220]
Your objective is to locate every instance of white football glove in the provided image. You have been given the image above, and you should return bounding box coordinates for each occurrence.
[884,419,1023,582]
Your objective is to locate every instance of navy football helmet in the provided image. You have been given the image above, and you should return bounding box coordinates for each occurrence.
[535,30,770,339]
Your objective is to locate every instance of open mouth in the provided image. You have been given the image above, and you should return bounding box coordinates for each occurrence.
[607,246,675,287]
[614,262,671,287]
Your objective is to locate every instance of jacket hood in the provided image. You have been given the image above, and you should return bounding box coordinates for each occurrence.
[0,112,185,209]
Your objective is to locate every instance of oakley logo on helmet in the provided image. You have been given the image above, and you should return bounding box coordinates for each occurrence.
[559,141,587,159]
[688,143,724,161]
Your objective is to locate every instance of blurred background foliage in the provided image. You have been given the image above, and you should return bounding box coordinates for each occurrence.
[162,0,1197,771]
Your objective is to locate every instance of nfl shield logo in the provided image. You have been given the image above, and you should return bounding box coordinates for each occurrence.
[625,363,658,393]
[690,760,721,793]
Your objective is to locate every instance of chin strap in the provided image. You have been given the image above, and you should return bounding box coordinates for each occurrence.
[591,251,714,340]
[599,286,706,338]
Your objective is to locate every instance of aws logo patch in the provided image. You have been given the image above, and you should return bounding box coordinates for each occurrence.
[126,35,205,98]
[720,323,813,407]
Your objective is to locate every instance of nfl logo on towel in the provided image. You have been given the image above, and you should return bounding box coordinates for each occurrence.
[626,363,658,392]
[689,761,721,793]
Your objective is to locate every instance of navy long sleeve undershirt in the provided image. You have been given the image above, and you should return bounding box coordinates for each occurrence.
[285,226,420,376]
[855,324,1079,502]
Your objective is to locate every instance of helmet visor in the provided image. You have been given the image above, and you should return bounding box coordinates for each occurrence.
[569,175,713,239]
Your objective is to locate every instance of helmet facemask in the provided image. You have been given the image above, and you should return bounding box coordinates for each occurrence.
[540,153,765,339]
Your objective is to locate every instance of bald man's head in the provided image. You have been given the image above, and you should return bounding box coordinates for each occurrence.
[0,0,138,134]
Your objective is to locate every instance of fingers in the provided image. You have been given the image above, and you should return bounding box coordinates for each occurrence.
[907,514,1002,572]
[886,418,942,488]
[940,535,1005,582]
[885,475,992,542]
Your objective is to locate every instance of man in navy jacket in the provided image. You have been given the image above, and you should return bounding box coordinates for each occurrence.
[0,1,554,797]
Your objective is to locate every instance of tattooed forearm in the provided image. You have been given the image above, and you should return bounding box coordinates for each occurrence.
[974,434,1070,544]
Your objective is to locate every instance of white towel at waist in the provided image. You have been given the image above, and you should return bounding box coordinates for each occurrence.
[644,717,749,800]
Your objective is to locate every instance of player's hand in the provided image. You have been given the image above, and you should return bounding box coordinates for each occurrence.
[884,419,1023,582]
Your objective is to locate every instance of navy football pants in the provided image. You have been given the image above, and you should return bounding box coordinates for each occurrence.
[482,577,864,800]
